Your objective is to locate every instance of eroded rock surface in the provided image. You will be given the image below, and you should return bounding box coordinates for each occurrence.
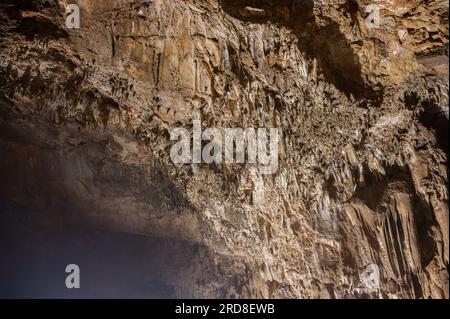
[0,0,448,298]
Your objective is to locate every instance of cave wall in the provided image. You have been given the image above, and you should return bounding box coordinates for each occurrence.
[0,0,448,298]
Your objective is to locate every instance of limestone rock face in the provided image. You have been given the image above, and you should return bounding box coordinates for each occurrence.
[0,0,448,298]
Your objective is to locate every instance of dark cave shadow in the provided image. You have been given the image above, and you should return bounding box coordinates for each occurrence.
[0,0,68,40]
[219,0,383,105]
[0,213,177,299]
[0,118,206,299]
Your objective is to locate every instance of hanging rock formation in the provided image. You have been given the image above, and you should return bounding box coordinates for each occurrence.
[0,0,448,298]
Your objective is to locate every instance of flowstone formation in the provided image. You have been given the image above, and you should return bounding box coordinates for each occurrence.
[0,0,448,298]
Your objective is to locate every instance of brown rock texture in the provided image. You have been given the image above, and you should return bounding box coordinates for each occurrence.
[0,0,448,298]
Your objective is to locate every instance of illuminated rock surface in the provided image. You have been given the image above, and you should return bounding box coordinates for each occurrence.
[0,0,448,298]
